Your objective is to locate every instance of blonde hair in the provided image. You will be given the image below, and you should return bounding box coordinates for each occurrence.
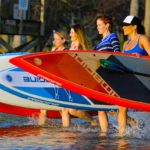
[71,24,88,50]
[54,31,67,40]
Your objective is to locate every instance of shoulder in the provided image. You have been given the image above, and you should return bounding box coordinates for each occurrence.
[140,34,150,42]
[109,33,119,41]
[109,33,118,38]
[139,34,150,47]
[109,33,120,45]
[139,34,150,55]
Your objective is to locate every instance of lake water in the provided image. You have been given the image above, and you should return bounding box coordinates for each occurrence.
[0,111,150,150]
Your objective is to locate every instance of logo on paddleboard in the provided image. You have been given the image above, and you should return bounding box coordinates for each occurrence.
[6,74,13,82]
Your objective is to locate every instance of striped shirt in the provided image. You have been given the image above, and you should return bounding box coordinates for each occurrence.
[95,33,120,52]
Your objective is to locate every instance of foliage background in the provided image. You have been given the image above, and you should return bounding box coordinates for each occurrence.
[0,0,148,51]
[44,0,145,49]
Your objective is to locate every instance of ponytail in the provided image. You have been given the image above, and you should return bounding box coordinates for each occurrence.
[137,25,145,34]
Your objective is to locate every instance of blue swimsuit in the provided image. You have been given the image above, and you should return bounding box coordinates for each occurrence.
[124,36,148,56]
[95,33,120,52]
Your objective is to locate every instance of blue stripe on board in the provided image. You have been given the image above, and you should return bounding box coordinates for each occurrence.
[14,86,91,105]
[0,52,31,56]
[0,66,25,73]
[10,67,25,72]
[0,84,53,103]
[0,84,117,111]
[1,66,91,105]
[14,87,53,98]
[44,87,91,104]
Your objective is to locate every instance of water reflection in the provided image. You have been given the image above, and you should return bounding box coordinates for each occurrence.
[0,112,150,149]
[0,126,42,138]
[117,138,130,150]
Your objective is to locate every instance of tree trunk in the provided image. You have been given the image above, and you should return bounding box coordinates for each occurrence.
[0,34,8,53]
[12,35,21,48]
[144,0,150,37]
[130,0,139,16]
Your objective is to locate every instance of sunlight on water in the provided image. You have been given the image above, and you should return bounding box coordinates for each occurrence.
[0,112,150,149]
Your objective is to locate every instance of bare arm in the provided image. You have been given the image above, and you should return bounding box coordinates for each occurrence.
[140,35,150,56]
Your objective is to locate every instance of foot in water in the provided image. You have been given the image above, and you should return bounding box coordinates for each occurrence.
[99,131,108,137]
[127,118,139,128]
[37,110,47,126]
[128,118,145,129]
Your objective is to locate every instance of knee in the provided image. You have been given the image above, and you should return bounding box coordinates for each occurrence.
[98,111,106,116]
[68,109,76,115]
[119,106,127,113]
[62,108,69,113]
[40,110,47,115]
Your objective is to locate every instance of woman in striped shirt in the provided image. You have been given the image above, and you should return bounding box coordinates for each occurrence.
[95,16,120,135]
[96,16,120,52]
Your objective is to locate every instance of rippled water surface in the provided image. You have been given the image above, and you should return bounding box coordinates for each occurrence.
[0,112,150,150]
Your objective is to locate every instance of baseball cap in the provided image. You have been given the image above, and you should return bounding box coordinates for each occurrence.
[122,15,141,26]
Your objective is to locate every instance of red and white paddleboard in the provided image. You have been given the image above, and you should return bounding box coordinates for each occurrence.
[10,51,150,112]
[0,52,97,118]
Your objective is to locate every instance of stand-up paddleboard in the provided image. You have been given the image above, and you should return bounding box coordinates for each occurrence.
[10,51,150,112]
[0,53,117,113]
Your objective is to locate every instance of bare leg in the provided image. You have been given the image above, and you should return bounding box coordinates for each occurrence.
[37,110,47,126]
[61,108,71,127]
[118,106,127,135]
[68,109,98,126]
[98,111,108,133]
